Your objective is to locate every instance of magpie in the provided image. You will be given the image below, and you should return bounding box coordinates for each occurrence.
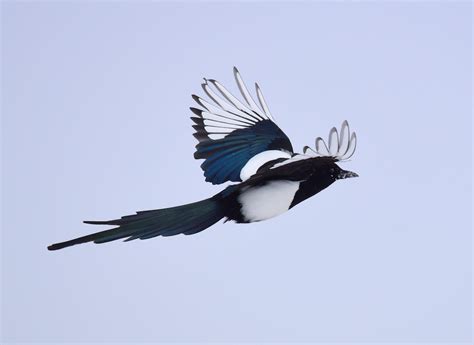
[48,67,358,251]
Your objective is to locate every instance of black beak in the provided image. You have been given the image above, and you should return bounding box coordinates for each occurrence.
[337,169,359,179]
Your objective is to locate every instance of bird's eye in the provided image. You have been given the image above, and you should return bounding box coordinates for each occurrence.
[329,168,335,174]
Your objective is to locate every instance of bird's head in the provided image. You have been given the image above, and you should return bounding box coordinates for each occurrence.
[327,162,359,181]
[304,158,358,195]
[312,159,358,185]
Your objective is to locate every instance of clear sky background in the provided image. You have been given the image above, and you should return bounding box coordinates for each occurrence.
[2,2,472,344]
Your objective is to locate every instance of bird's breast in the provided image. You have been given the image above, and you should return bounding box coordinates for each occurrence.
[237,180,300,222]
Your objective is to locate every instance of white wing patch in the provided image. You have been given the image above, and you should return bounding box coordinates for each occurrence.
[303,120,357,161]
[193,67,275,140]
[238,180,300,222]
[271,154,313,169]
[240,150,292,181]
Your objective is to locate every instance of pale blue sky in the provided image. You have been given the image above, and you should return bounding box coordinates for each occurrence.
[2,2,472,343]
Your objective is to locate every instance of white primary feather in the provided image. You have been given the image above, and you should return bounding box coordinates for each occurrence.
[202,80,255,121]
[194,95,254,126]
[208,79,259,119]
[194,68,276,140]
[238,180,300,222]
[304,120,357,161]
[233,67,268,120]
[255,83,274,120]
[340,132,357,160]
[328,127,339,155]
[338,120,350,155]
[200,116,247,129]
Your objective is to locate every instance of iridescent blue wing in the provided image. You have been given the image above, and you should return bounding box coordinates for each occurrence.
[191,68,294,185]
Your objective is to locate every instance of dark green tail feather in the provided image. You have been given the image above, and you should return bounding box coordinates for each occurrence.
[47,196,224,251]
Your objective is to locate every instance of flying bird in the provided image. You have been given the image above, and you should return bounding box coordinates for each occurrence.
[48,67,358,251]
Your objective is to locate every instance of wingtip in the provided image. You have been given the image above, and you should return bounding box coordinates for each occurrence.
[193,131,209,142]
[190,117,203,125]
[191,95,207,109]
[190,107,203,116]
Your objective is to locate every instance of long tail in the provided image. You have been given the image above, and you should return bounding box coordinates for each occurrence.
[47,194,225,251]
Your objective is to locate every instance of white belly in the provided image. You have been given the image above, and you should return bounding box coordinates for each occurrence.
[238,180,300,222]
